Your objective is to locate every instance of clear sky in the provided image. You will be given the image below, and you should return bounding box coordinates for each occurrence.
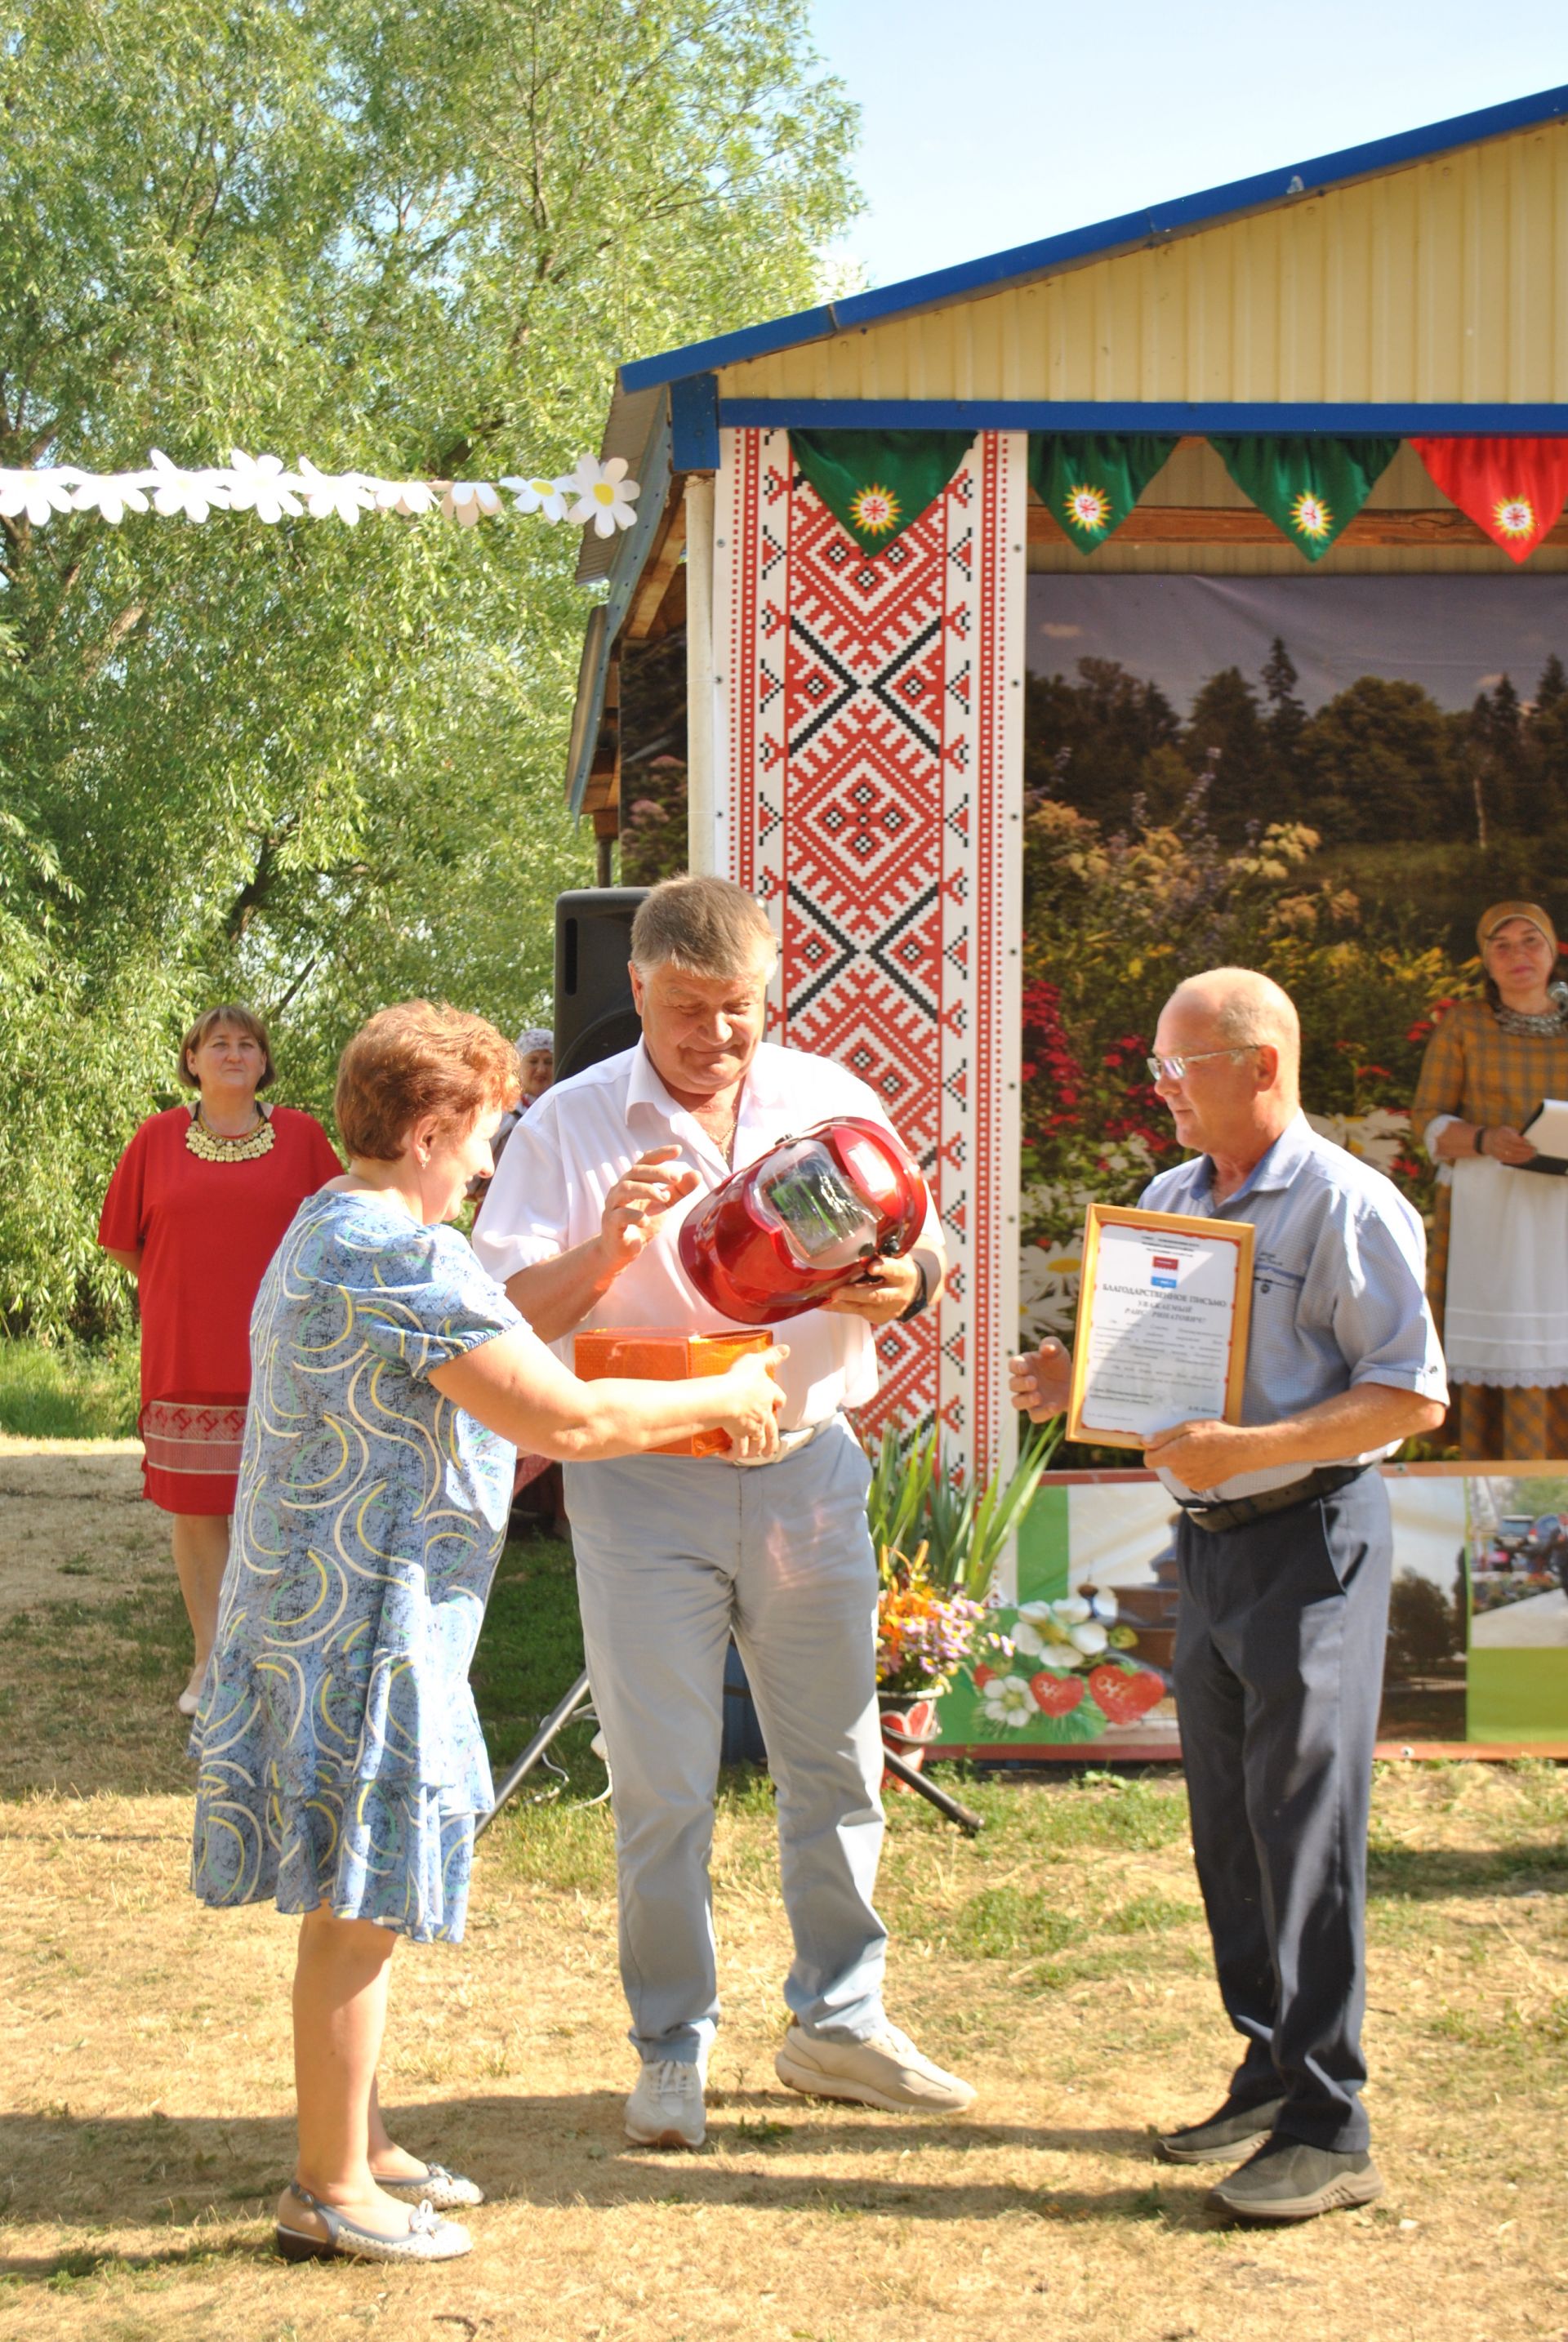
[808,0,1568,292]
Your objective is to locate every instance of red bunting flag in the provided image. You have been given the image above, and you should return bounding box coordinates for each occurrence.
[1412,436,1568,562]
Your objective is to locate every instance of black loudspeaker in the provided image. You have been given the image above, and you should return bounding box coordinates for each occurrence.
[553,888,649,1081]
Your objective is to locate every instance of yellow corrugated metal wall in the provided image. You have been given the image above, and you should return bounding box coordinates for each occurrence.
[719,123,1568,407]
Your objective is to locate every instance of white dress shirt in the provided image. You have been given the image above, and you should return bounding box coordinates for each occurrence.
[472,1040,942,1434]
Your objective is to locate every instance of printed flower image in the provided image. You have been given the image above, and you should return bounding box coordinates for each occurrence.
[1493,495,1536,540]
[1290,489,1333,541]
[979,1672,1040,1729]
[849,482,901,537]
[1063,482,1113,535]
[1305,1105,1410,1171]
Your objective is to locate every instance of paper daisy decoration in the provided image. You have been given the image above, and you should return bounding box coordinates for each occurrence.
[225,451,305,525]
[0,470,79,525]
[1290,488,1333,541]
[848,481,900,537]
[562,455,640,539]
[147,448,229,522]
[296,458,377,526]
[501,475,570,523]
[1063,482,1113,535]
[1493,494,1536,541]
[442,480,503,528]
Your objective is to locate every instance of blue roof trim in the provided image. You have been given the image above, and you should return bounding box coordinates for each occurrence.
[617,82,1568,394]
[719,398,1568,435]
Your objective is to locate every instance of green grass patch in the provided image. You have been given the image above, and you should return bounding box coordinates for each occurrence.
[0,1337,139,1438]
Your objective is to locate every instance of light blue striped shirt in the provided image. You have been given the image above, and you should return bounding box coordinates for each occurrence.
[1140,1111,1448,1502]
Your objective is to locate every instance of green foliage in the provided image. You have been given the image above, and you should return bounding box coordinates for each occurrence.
[865,1417,1062,1600]
[0,1338,139,1437]
[1386,1565,1467,1680]
[0,0,859,1334]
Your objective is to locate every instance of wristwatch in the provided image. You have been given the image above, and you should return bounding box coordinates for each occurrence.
[897,1249,942,1322]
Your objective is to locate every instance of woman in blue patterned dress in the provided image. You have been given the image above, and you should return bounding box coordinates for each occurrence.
[190,1001,785,2264]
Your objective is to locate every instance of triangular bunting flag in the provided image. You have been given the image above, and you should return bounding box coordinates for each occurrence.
[1411,436,1568,562]
[1027,434,1177,551]
[1209,435,1400,561]
[789,429,975,554]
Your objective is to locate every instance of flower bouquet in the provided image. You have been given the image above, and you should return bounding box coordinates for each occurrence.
[866,1418,1061,1762]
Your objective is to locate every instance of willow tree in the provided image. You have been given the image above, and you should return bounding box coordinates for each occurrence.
[0,0,858,1331]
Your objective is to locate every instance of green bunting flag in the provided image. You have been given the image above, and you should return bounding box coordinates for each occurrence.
[789,429,975,554]
[1209,434,1401,561]
[1027,434,1178,551]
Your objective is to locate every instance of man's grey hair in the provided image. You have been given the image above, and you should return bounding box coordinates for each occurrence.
[630,874,777,977]
[1171,967,1301,1060]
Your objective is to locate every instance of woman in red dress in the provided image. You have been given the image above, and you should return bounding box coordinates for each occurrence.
[99,1004,341,1714]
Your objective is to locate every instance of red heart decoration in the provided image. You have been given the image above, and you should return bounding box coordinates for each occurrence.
[1030,1670,1084,1717]
[1088,1664,1165,1725]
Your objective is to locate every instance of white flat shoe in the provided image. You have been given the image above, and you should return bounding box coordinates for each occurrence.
[378,2162,483,2211]
[274,2184,471,2264]
[176,1685,201,1718]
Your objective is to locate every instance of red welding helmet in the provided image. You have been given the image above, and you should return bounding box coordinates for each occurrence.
[678,1117,928,1325]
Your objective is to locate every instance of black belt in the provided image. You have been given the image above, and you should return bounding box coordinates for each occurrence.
[1179,1463,1371,1536]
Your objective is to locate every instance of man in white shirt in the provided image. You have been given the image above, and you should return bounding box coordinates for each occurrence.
[474,875,974,2148]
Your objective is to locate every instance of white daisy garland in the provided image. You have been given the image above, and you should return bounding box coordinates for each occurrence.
[0,450,639,536]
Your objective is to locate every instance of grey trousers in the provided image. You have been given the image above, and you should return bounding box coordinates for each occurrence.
[1173,1471,1392,2153]
[564,1416,888,2066]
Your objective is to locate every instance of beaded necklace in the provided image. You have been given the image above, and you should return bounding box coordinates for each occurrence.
[184,1102,276,1163]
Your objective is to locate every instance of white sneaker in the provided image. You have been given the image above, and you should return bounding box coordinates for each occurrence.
[625,2058,706,2149]
[774,2022,976,2114]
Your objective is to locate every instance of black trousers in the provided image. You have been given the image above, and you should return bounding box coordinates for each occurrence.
[1174,1472,1391,2153]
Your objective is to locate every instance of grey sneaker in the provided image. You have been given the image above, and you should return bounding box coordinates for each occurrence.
[1210,2135,1383,2224]
[774,2022,975,2114]
[625,2058,706,2149]
[1155,2094,1285,2164]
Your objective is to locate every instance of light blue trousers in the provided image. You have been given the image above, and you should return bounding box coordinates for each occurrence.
[564,1415,888,2066]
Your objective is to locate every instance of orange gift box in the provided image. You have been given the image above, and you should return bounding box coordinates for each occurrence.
[572,1327,778,1457]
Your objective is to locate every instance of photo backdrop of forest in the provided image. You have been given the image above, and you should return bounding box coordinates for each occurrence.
[1018,577,1568,1353]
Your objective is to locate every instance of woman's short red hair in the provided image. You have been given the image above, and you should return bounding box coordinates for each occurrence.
[335,1001,521,1162]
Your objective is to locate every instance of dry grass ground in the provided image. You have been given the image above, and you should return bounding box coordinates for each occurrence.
[2,1451,1566,2342]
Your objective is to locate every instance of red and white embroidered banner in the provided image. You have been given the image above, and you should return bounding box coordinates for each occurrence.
[709,426,1025,1471]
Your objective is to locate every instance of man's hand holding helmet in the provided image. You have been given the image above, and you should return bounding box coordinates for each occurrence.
[820,1254,924,1325]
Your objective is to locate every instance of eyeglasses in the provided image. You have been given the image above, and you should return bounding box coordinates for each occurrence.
[1145,1047,1257,1084]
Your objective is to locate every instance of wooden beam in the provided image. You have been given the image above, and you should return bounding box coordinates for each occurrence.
[1028,504,1568,548]
[626,491,688,641]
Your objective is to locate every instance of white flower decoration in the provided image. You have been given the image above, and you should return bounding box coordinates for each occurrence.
[226,451,303,524]
[296,459,376,526]
[980,1674,1040,1730]
[1067,1620,1109,1658]
[70,473,151,525]
[374,479,439,515]
[562,454,640,539]
[1012,1601,1074,1659]
[1090,1592,1120,1624]
[501,474,569,523]
[442,480,502,528]
[146,450,229,523]
[0,470,81,526]
[1054,1596,1092,1627]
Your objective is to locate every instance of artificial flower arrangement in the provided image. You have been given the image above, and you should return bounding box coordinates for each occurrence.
[866,1421,1058,1747]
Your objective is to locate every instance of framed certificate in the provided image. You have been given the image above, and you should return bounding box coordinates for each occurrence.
[1067,1204,1254,1451]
